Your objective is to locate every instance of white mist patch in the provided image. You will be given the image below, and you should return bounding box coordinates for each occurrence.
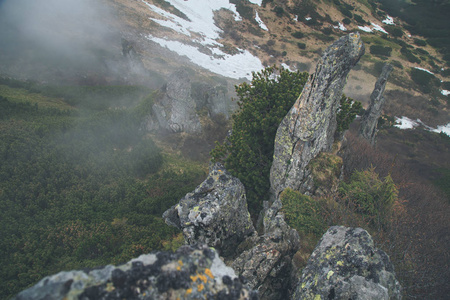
[148,36,263,80]
[143,0,264,79]
[255,10,268,31]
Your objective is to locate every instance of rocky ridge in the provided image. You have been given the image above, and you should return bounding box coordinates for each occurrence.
[13,33,401,300]
[270,32,365,198]
[359,63,393,145]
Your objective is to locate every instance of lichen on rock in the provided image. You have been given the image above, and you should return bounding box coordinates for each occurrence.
[163,163,256,258]
[293,226,401,300]
[13,244,258,300]
[270,32,365,199]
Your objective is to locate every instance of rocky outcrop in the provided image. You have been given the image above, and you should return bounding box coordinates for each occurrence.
[152,69,202,133]
[13,244,258,300]
[232,199,300,300]
[270,32,364,199]
[294,226,401,300]
[191,82,233,118]
[359,63,393,144]
[163,163,256,258]
[163,163,300,299]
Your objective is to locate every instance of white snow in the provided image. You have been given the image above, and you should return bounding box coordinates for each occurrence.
[305,17,312,21]
[441,90,450,96]
[293,15,298,22]
[358,25,373,33]
[148,36,263,79]
[281,63,295,71]
[333,23,347,31]
[414,67,434,75]
[394,116,450,136]
[248,0,262,5]
[371,23,389,34]
[382,15,394,25]
[255,10,268,31]
[143,0,265,79]
[394,116,419,129]
[431,123,450,136]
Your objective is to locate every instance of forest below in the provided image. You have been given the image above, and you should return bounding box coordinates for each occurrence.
[0,78,207,299]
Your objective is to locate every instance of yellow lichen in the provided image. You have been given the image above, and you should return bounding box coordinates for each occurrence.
[198,283,204,292]
[205,268,214,279]
[186,288,193,295]
[198,273,208,283]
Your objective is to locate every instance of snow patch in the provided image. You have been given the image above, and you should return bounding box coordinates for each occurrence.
[382,15,394,25]
[414,67,434,75]
[255,10,268,31]
[248,0,262,5]
[143,0,265,79]
[394,116,419,129]
[371,23,389,34]
[395,116,450,136]
[358,26,373,33]
[333,23,347,31]
[293,15,298,22]
[441,90,450,96]
[147,36,263,80]
[305,17,312,21]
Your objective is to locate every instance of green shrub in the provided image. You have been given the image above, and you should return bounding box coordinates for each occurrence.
[414,38,427,47]
[370,45,392,57]
[342,17,351,25]
[410,68,438,93]
[336,94,362,135]
[291,31,304,39]
[280,188,326,236]
[354,14,367,25]
[321,27,333,35]
[384,25,403,37]
[297,42,306,49]
[211,66,309,215]
[274,6,284,17]
[339,167,398,227]
[401,47,421,63]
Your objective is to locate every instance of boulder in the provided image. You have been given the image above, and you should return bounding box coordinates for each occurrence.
[294,226,401,300]
[13,244,257,300]
[163,163,256,258]
[152,69,202,133]
[231,199,300,300]
[270,32,365,199]
[359,63,393,145]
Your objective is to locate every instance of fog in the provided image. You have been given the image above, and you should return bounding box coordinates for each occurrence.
[0,0,155,85]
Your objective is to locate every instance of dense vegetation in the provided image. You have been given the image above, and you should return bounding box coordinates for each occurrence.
[0,80,206,299]
[211,66,309,215]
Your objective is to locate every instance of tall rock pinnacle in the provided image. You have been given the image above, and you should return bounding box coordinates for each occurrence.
[270,32,365,199]
[359,63,393,144]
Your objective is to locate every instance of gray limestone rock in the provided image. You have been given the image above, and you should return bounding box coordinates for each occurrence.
[191,82,233,118]
[231,199,300,300]
[153,70,202,133]
[293,226,401,300]
[13,244,257,300]
[162,163,256,258]
[270,32,365,199]
[359,63,393,145]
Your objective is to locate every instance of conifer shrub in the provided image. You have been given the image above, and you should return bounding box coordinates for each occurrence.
[297,42,306,50]
[370,45,392,57]
[291,31,304,39]
[210,66,309,215]
[414,38,427,47]
[410,68,439,94]
[339,167,398,227]
[280,188,326,236]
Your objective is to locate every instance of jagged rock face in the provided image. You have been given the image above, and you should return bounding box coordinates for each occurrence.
[152,69,202,133]
[359,63,393,145]
[191,82,232,118]
[13,244,257,300]
[270,32,365,199]
[294,226,401,300]
[163,163,256,258]
[232,199,300,300]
